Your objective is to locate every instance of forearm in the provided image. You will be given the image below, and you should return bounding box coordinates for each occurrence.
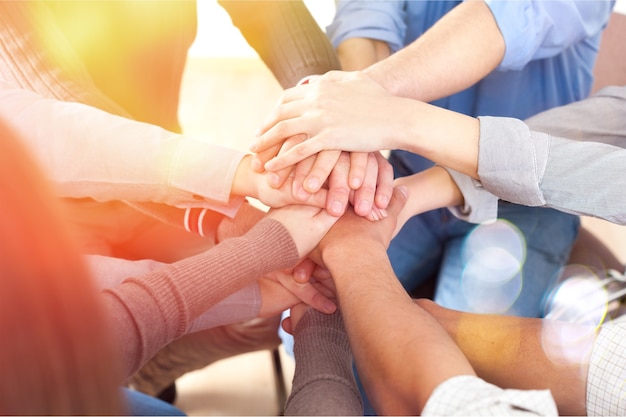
[336,38,390,71]
[364,0,504,101]
[394,167,463,229]
[417,299,591,416]
[286,310,363,416]
[387,98,480,178]
[103,217,298,379]
[322,244,474,415]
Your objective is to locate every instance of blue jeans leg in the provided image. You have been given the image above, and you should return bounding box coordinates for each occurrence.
[122,387,186,416]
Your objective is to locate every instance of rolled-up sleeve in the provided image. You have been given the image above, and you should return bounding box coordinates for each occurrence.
[477,116,549,207]
[327,1,407,53]
[445,168,499,224]
[486,0,614,70]
[478,114,626,225]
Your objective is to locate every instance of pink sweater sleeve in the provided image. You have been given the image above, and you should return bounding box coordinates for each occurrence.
[101,217,299,378]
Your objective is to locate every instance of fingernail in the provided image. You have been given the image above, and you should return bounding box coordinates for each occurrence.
[330,200,343,215]
[306,177,320,192]
[294,269,307,282]
[378,195,390,207]
[324,300,337,313]
[350,177,362,189]
[358,200,370,215]
[264,159,276,171]
[249,142,258,152]
[268,172,280,187]
[379,208,388,218]
[397,186,408,199]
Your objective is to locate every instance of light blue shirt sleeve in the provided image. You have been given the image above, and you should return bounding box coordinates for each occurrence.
[327,1,407,53]
[486,0,615,70]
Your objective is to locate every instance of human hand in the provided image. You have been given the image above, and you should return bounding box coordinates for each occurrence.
[280,302,311,336]
[257,268,336,318]
[315,185,409,263]
[289,150,393,218]
[232,154,327,209]
[256,134,394,218]
[266,204,339,259]
[250,70,409,171]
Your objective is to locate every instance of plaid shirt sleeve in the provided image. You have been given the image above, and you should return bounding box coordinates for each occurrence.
[423,375,557,416]
[587,320,626,416]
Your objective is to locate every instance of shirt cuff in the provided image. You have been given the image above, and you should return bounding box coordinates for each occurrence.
[445,167,498,224]
[477,116,548,207]
[170,136,247,217]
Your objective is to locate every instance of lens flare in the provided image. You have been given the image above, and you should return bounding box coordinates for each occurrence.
[460,220,526,313]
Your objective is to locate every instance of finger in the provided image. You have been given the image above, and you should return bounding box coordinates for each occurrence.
[303,150,342,194]
[254,89,312,149]
[264,135,327,172]
[266,165,294,189]
[265,134,307,188]
[277,272,337,314]
[352,152,378,217]
[281,316,294,335]
[251,143,282,173]
[310,276,336,298]
[348,152,369,190]
[374,151,394,210]
[313,265,331,280]
[326,152,351,216]
[387,185,409,218]
[291,155,316,201]
[293,258,316,283]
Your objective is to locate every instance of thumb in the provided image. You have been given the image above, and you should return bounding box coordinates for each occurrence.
[386,185,409,218]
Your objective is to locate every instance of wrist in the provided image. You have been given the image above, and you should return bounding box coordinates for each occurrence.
[321,238,387,277]
[232,155,258,199]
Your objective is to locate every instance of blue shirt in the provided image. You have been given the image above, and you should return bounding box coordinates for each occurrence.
[327,0,615,170]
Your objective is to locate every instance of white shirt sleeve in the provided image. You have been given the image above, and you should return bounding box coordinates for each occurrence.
[0,83,245,215]
[423,375,558,416]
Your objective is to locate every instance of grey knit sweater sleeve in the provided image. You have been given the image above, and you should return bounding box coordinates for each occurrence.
[101,217,299,379]
[285,310,363,416]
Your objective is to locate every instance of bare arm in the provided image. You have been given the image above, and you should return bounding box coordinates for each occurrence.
[364,0,505,101]
[317,188,475,415]
[336,38,391,71]
[416,299,593,416]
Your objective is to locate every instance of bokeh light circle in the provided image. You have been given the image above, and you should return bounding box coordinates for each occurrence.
[460,220,527,313]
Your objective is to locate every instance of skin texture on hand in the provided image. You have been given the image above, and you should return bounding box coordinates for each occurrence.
[252,71,480,181]
[232,154,328,209]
